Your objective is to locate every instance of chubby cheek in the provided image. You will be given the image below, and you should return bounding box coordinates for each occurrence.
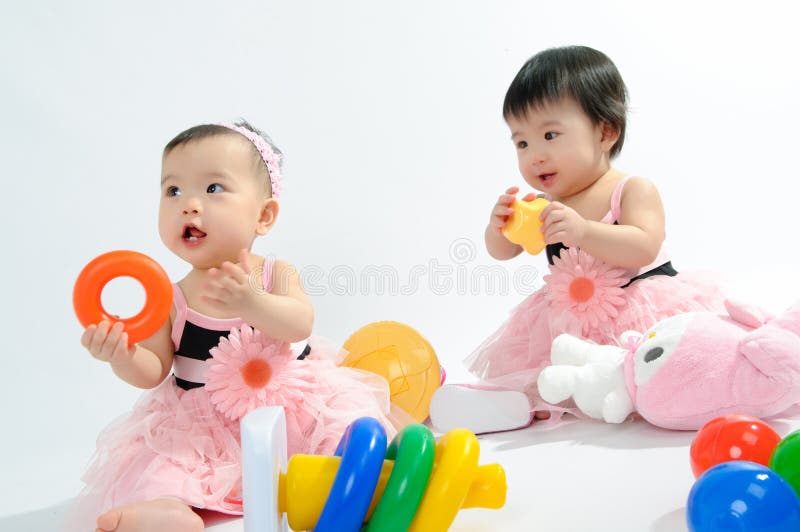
[519,167,543,191]
[516,157,534,188]
[156,208,173,245]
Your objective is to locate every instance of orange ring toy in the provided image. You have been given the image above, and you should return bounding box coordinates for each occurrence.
[73,250,172,346]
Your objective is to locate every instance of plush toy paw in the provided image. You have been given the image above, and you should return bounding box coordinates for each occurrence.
[538,334,635,423]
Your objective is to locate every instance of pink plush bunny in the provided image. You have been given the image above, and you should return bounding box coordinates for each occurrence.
[537,299,800,430]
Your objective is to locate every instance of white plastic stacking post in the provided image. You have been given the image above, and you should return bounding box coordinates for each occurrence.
[241,407,288,532]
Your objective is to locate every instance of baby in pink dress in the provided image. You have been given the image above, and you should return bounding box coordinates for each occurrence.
[71,121,405,531]
[430,46,723,434]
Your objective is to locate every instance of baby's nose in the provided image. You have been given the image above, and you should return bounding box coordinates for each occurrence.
[530,151,547,165]
[182,199,202,215]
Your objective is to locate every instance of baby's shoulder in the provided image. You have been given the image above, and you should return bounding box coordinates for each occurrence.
[619,175,661,203]
[615,175,665,224]
[259,256,302,295]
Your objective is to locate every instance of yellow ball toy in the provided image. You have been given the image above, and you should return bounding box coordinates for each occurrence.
[342,321,441,422]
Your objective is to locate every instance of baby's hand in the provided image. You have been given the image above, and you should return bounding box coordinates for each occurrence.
[540,202,588,247]
[489,186,538,236]
[201,249,259,314]
[81,320,136,365]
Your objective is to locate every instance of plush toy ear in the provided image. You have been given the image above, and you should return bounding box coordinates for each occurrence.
[620,330,643,344]
[725,298,773,328]
[739,326,800,383]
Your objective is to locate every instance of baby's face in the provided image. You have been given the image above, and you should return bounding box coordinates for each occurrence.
[159,134,270,269]
[506,97,612,200]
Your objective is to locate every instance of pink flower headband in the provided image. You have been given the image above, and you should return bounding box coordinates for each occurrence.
[218,123,283,199]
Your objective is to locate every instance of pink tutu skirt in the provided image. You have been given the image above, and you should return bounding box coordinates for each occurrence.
[465,270,725,416]
[70,337,407,525]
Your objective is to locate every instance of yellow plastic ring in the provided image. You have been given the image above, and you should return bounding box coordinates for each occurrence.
[408,428,480,532]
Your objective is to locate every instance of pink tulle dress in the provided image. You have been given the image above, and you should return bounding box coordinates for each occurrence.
[465,176,725,416]
[71,257,404,523]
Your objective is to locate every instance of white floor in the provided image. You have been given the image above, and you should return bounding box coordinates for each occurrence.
[4,408,800,532]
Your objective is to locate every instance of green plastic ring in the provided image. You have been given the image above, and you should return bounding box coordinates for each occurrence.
[365,423,436,531]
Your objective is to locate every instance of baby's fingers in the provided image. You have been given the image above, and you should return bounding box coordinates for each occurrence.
[80,325,97,350]
[490,216,506,229]
[490,206,513,228]
[88,320,112,356]
[544,223,567,244]
[497,193,517,207]
[493,204,515,217]
[105,322,133,362]
[110,332,134,363]
[106,321,125,349]
[539,201,562,221]
[221,261,248,285]
[205,269,229,291]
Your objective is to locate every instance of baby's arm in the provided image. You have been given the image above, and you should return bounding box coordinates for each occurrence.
[578,177,665,268]
[485,225,523,260]
[81,317,174,389]
[200,250,314,342]
[241,259,314,343]
[546,177,664,269]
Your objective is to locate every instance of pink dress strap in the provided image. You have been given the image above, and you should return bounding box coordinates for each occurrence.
[602,175,671,277]
[170,283,189,351]
[608,175,636,223]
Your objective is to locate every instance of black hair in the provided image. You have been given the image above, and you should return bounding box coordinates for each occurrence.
[163,119,282,196]
[503,46,628,158]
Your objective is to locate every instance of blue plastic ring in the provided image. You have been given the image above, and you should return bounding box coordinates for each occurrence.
[313,417,387,532]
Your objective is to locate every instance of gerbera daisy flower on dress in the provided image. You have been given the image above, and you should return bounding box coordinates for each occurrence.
[543,247,628,334]
[206,325,314,421]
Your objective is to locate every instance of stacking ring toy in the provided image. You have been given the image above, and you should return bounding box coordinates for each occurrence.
[275,420,506,531]
[314,417,387,532]
[73,250,172,346]
[366,423,435,531]
[409,428,480,531]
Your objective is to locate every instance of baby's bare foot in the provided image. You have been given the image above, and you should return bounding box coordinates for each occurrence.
[95,498,203,532]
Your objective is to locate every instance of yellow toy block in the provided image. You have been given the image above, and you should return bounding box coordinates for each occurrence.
[502,197,549,255]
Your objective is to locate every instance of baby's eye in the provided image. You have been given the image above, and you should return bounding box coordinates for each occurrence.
[207,183,225,193]
[544,131,559,141]
[516,140,528,149]
[166,186,181,197]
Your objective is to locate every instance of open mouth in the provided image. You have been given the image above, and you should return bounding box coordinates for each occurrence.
[183,224,207,242]
[538,173,556,186]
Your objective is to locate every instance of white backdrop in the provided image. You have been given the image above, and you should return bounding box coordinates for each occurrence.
[2,0,799,527]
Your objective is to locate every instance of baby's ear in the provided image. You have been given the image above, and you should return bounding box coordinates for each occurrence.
[600,121,621,151]
[724,298,772,328]
[256,198,279,235]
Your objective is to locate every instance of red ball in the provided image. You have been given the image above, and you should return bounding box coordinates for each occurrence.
[690,414,781,478]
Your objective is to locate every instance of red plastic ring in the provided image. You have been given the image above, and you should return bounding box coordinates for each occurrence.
[73,250,172,345]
